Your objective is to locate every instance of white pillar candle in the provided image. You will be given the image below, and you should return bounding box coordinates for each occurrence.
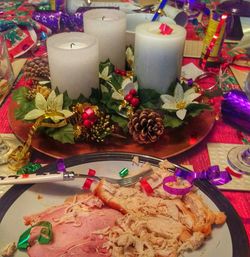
[135,22,186,94]
[84,9,126,69]
[47,32,99,99]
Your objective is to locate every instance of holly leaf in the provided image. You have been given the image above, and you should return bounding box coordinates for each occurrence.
[12,87,29,104]
[163,114,184,128]
[45,124,75,144]
[89,88,101,105]
[187,103,212,117]
[166,80,179,95]
[99,59,115,74]
[75,93,88,104]
[13,87,36,120]
[111,114,128,132]
[138,88,161,108]
[62,91,73,109]
[109,73,123,91]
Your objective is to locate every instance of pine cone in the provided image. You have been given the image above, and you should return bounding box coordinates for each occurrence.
[128,109,164,144]
[24,56,50,81]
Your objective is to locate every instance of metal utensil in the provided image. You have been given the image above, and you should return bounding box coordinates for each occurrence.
[0,169,152,187]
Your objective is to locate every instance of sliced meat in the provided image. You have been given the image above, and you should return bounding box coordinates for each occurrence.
[25,195,122,257]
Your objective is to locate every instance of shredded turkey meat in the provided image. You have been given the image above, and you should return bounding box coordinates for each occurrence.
[93,160,226,257]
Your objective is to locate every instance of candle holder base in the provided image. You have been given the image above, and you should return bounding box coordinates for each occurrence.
[227,145,250,175]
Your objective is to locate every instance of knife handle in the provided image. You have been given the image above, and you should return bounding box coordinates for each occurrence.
[0,173,65,185]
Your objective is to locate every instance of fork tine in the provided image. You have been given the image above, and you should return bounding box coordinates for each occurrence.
[117,169,153,187]
[76,169,152,187]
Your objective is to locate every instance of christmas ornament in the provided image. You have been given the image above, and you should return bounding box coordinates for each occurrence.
[128,109,164,144]
[82,107,98,129]
[89,114,114,143]
[26,85,51,100]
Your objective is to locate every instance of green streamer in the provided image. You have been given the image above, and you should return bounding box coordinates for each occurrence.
[17,221,53,250]
[17,162,42,175]
[119,168,129,177]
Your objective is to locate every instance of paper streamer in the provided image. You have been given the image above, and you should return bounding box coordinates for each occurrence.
[163,165,231,195]
[221,90,250,132]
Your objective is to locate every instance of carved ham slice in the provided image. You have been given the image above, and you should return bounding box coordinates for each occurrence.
[24,194,122,257]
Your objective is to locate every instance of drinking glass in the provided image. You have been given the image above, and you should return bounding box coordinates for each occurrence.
[0,33,14,106]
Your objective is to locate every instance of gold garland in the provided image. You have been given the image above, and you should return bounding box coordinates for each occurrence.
[8,112,68,171]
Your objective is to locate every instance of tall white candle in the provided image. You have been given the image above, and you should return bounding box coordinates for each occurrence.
[84,9,126,69]
[135,22,186,94]
[47,32,99,99]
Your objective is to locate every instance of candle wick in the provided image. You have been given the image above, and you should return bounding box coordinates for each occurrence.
[70,43,76,48]
[102,16,105,20]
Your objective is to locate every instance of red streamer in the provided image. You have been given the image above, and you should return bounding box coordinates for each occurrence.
[82,169,96,190]
[225,166,242,178]
[201,14,227,70]
[140,178,154,195]
[159,23,173,35]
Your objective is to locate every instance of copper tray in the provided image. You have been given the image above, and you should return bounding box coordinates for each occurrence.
[8,100,215,159]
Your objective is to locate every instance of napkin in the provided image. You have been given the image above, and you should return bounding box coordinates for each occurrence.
[0,134,22,198]
[207,142,250,191]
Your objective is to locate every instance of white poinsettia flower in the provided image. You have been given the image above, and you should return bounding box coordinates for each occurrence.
[99,66,111,81]
[160,83,201,120]
[111,78,138,100]
[24,91,73,123]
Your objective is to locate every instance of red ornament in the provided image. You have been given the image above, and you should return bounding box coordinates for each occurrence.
[129,89,137,96]
[130,97,140,107]
[85,107,96,120]
[83,119,93,129]
[124,94,133,103]
[82,107,97,128]
[115,68,126,76]
[82,112,89,120]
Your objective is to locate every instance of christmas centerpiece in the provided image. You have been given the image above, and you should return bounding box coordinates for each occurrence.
[8,15,213,169]
[9,52,212,170]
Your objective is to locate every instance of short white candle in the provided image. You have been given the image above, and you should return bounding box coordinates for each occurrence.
[47,32,99,99]
[84,9,126,69]
[135,22,186,94]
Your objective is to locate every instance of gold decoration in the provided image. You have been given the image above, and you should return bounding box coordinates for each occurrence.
[26,85,52,100]
[8,111,69,171]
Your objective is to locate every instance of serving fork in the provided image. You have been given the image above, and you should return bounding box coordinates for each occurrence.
[0,169,153,187]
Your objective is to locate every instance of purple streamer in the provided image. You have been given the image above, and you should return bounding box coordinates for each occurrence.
[221,90,250,132]
[163,166,231,195]
[163,176,193,195]
[56,159,66,173]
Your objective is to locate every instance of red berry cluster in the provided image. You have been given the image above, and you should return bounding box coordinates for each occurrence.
[82,107,97,129]
[124,89,140,108]
[115,68,126,76]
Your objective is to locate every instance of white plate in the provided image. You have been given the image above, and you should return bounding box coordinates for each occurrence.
[0,152,249,257]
